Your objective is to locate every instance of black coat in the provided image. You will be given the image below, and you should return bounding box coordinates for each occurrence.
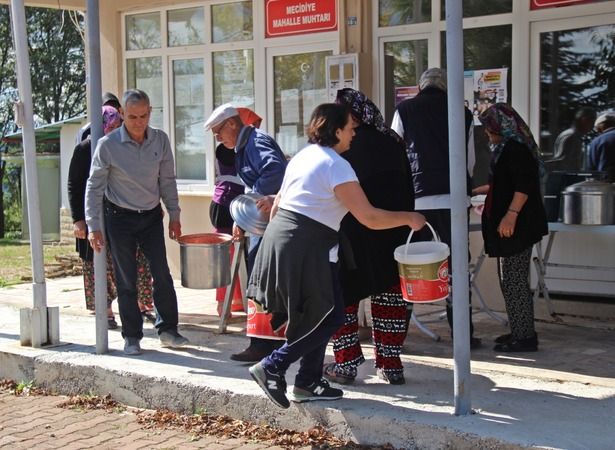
[67,139,94,261]
[482,140,548,257]
[338,124,415,305]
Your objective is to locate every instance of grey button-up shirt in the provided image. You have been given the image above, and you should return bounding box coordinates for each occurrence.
[85,125,180,231]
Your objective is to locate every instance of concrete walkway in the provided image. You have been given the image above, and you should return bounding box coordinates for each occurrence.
[1,276,614,449]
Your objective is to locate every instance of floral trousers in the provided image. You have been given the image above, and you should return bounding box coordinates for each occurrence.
[83,245,153,313]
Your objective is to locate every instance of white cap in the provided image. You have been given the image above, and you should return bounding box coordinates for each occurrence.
[204,103,238,131]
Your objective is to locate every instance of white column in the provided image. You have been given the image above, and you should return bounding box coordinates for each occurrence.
[445,0,472,415]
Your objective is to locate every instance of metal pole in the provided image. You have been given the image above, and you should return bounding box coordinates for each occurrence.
[445,0,472,415]
[10,0,48,345]
[86,0,108,354]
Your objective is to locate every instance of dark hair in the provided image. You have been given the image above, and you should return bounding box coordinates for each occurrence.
[306,103,350,147]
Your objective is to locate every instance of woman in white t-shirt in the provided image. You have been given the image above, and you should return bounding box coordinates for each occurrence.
[247,103,425,409]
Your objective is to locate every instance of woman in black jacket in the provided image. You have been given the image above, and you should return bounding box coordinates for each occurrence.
[68,105,155,329]
[324,89,415,385]
[475,103,547,352]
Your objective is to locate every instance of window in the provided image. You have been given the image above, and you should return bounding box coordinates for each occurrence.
[539,24,615,158]
[126,57,163,129]
[168,7,205,46]
[213,50,255,109]
[440,0,512,19]
[383,39,428,123]
[172,59,206,180]
[273,51,331,157]
[212,1,253,43]
[378,0,430,27]
[126,12,161,50]
[124,3,257,186]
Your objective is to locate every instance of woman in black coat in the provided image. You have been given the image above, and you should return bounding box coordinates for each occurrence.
[324,89,415,385]
[475,103,547,352]
[68,105,155,328]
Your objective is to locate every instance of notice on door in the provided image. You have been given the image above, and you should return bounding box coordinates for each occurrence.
[266,0,337,38]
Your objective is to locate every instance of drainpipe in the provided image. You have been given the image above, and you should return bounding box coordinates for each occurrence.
[445,0,472,415]
[11,0,59,348]
[86,0,108,354]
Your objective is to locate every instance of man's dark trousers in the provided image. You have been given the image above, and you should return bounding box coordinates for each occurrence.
[104,202,178,339]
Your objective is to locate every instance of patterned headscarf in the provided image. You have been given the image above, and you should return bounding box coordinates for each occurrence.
[102,105,122,135]
[479,102,544,176]
[335,88,404,145]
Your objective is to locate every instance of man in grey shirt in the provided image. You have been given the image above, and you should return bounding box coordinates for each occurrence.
[85,89,188,355]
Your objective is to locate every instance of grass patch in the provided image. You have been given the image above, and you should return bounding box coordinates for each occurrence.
[0,239,77,287]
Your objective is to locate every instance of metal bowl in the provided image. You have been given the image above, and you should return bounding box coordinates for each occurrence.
[230,193,269,235]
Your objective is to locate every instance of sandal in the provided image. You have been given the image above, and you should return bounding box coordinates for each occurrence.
[376,368,405,385]
[141,311,156,324]
[323,363,355,385]
[107,317,118,330]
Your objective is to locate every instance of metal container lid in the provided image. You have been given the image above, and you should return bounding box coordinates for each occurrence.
[229,193,269,236]
[562,180,615,195]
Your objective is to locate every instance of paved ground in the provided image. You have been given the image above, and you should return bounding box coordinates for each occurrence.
[1,276,615,449]
[0,390,290,450]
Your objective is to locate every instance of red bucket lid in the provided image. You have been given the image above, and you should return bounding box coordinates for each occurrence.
[177,233,232,245]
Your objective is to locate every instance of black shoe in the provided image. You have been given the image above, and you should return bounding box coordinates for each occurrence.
[141,311,156,324]
[323,363,355,385]
[249,362,289,409]
[470,337,482,350]
[107,317,118,330]
[291,378,343,403]
[493,334,538,353]
[376,368,405,385]
[231,346,272,363]
[494,333,512,344]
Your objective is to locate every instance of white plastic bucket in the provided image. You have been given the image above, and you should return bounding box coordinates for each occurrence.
[393,222,450,303]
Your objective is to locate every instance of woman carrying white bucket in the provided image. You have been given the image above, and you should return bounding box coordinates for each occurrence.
[246,103,426,409]
[475,103,547,352]
[324,88,417,386]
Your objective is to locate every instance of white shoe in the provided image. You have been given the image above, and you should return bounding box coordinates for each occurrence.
[159,331,189,348]
[123,337,142,355]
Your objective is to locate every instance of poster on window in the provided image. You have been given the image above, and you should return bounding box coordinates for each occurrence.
[471,68,508,125]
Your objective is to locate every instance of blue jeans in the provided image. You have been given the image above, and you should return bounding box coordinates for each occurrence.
[261,263,345,388]
[104,202,178,339]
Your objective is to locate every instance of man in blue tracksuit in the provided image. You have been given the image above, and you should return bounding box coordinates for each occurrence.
[205,103,288,362]
[391,68,481,349]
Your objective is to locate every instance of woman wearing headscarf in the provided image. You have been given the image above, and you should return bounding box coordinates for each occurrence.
[323,88,415,385]
[475,103,547,352]
[246,103,425,409]
[68,105,155,328]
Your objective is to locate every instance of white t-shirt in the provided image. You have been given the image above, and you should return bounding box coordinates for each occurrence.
[278,144,358,261]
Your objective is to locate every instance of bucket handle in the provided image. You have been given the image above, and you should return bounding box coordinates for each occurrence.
[404,221,440,259]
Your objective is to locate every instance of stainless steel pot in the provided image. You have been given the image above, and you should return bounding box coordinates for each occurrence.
[177,233,232,289]
[562,180,615,225]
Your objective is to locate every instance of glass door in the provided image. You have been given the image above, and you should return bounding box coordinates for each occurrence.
[530,14,615,165]
[267,45,333,157]
[169,56,207,183]
[379,35,430,124]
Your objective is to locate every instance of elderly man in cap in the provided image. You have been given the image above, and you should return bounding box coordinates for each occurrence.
[85,88,188,355]
[391,67,481,349]
[205,103,287,362]
[588,112,615,182]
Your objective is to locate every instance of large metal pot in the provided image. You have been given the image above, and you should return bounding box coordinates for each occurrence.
[177,233,232,289]
[562,180,615,225]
